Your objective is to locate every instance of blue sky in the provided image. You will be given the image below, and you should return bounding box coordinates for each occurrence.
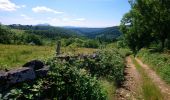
[0,0,130,27]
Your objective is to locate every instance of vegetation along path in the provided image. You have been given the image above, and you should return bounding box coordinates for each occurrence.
[135,58,170,99]
[116,56,170,100]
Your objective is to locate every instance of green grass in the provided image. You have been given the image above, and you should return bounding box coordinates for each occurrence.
[0,44,97,70]
[131,56,163,100]
[137,49,170,83]
[0,44,55,70]
[100,79,116,100]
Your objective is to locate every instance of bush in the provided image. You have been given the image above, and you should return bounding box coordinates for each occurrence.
[46,59,107,100]
[0,25,13,44]
[82,40,99,48]
[1,59,107,100]
[61,38,100,48]
[0,47,126,99]
[0,25,43,45]
[77,49,125,85]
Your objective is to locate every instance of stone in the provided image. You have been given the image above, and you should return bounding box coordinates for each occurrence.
[23,60,45,70]
[0,71,7,86]
[7,67,36,84]
[35,66,50,77]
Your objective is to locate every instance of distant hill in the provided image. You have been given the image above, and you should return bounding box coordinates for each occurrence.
[36,23,51,26]
[7,24,122,42]
[8,24,81,39]
[65,26,122,41]
[92,26,122,41]
[64,27,104,33]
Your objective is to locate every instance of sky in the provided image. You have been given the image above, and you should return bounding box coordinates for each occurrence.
[0,0,131,27]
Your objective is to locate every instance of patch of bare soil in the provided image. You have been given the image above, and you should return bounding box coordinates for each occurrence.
[115,57,142,100]
[135,58,170,99]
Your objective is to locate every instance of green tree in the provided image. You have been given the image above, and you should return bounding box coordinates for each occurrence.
[120,0,170,53]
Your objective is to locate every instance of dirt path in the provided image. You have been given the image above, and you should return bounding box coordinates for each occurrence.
[135,58,170,99]
[115,57,142,100]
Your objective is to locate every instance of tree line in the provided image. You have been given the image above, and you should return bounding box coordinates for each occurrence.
[0,25,43,45]
[0,24,101,48]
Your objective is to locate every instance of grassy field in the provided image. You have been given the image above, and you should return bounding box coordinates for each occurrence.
[0,44,54,70]
[0,44,97,70]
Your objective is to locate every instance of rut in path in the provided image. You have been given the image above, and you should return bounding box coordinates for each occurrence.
[115,57,142,100]
[135,58,170,99]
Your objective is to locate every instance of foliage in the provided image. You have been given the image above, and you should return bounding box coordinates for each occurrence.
[0,58,108,100]
[106,43,132,57]
[77,49,125,85]
[120,0,170,52]
[9,24,79,39]
[0,25,43,45]
[0,80,45,100]
[0,25,12,44]
[95,26,122,42]
[61,38,100,48]
[45,59,107,100]
[137,49,170,83]
[0,46,126,99]
[66,26,122,41]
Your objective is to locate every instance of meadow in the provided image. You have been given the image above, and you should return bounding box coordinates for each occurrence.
[0,44,97,70]
[0,44,54,70]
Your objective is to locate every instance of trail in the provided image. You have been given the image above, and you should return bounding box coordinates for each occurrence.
[135,58,170,99]
[115,56,170,100]
[115,57,142,100]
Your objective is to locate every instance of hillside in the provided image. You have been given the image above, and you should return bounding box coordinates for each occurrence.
[7,24,122,42]
[8,24,81,39]
[66,26,122,41]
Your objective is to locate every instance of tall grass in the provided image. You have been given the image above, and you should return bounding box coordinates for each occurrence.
[0,44,97,70]
[100,79,116,100]
[0,44,55,70]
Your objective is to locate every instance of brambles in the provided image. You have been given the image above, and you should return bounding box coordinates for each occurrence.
[77,49,125,85]
[46,60,107,100]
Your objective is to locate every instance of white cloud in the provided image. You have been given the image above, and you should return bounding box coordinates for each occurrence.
[0,0,26,11]
[21,5,26,8]
[74,18,86,21]
[0,16,115,28]
[20,14,32,20]
[62,18,69,21]
[32,6,63,14]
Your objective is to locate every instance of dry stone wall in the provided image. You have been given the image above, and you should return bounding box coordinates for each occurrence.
[0,60,49,91]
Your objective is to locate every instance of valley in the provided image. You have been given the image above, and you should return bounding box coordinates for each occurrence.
[1,0,170,100]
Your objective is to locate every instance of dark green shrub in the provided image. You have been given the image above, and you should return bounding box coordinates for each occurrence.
[46,60,107,100]
[77,49,125,85]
